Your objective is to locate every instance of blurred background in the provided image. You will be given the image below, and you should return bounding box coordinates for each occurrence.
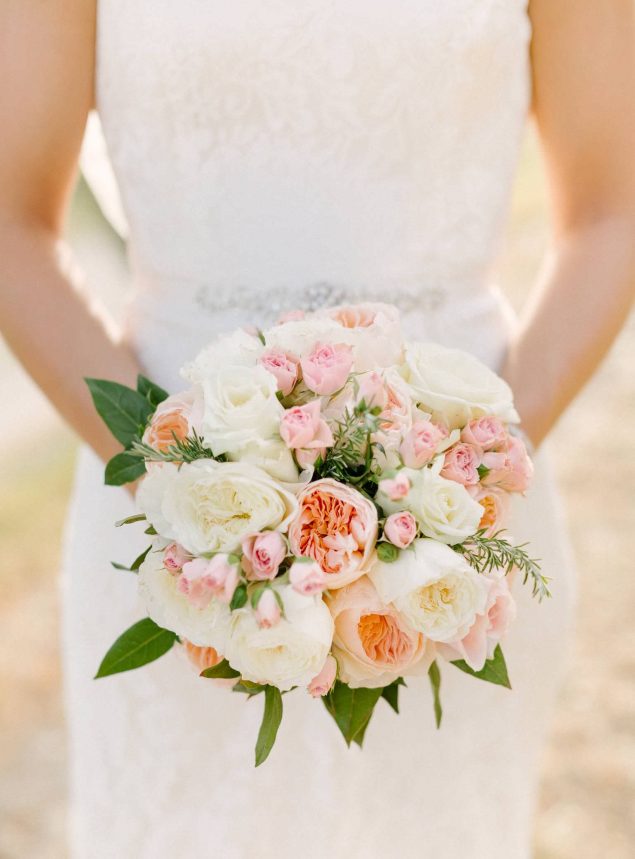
[1,123,634,858]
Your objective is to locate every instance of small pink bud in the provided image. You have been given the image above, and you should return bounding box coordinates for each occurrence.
[163,542,189,573]
[255,589,282,629]
[308,655,337,697]
[289,559,328,596]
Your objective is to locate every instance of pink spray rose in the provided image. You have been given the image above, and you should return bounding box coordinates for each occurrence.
[277,309,305,324]
[288,478,378,589]
[461,416,507,451]
[177,555,239,608]
[378,472,411,501]
[438,576,516,671]
[300,342,354,396]
[356,371,389,410]
[441,443,481,486]
[399,420,446,468]
[288,558,328,596]
[307,655,337,697]
[254,589,282,629]
[482,435,533,493]
[258,348,300,396]
[241,531,287,581]
[279,401,334,451]
[163,542,190,573]
[384,511,417,549]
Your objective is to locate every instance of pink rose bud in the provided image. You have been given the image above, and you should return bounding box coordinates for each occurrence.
[384,511,417,549]
[258,348,300,396]
[481,436,533,494]
[163,542,190,573]
[241,531,287,581]
[461,416,507,451]
[178,555,239,608]
[289,558,328,595]
[255,589,282,629]
[307,655,337,697]
[279,400,334,450]
[277,309,305,324]
[441,443,481,486]
[300,342,354,396]
[378,472,411,501]
[357,371,388,410]
[399,420,446,468]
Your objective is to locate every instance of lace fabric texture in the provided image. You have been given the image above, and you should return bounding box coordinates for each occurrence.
[60,2,577,856]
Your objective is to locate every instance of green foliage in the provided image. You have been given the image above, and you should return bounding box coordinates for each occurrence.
[232,680,266,697]
[104,450,146,486]
[323,681,383,747]
[136,374,169,408]
[376,541,399,563]
[115,513,147,527]
[130,430,221,465]
[85,378,154,448]
[455,529,550,601]
[255,686,284,767]
[428,661,443,728]
[380,677,406,714]
[94,617,177,678]
[200,659,241,680]
[314,400,381,488]
[230,584,248,611]
[451,644,512,689]
[110,545,151,574]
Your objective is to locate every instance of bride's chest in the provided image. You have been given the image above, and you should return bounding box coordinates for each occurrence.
[97,0,530,125]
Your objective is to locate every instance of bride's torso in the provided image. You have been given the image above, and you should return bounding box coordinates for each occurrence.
[95,0,531,391]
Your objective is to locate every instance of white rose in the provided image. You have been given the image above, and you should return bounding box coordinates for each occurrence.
[230,436,299,485]
[318,302,404,371]
[225,585,334,691]
[180,329,264,384]
[377,461,483,544]
[137,544,231,651]
[400,341,519,429]
[262,316,344,360]
[368,539,489,643]
[136,460,298,555]
[197,364,283,457]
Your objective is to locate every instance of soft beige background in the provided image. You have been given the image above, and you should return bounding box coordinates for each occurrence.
[1,127,634,858]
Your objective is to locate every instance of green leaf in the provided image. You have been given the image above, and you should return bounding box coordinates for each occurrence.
[85,378,154,447]
[232,680,266,697]
[323,682,383,747]
[230,583,248,611]
[110,546,149,573]
[451,645,512,689]
[255,686,283,767]
[428,661,443,728]
[200,659,241,679]
[376,542,399,563]
[115,513,147,527]
[144,525,157,535]
[94,618,177,678]
[105,451,146,486]
[477,464,491,480]
[381,677,406,714]
[137,374,169,408]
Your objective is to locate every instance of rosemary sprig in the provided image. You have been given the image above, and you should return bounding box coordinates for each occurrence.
[130,430,224,464]
[455,529,550,601]
[314,401,381,486]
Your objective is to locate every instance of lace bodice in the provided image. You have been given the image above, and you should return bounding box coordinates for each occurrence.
[95,0,531,388]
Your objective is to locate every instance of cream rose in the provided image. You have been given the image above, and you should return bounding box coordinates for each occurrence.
[377,461,483,545]
[328,575,433,688]
[138,544,231,651]
[262,317,345,360]
[368,539,489,644]
[229,436,300,485]
[400,341,519,429]
[225,585,334,691]
[198,364,283,457]
[180,328,264,384]
[136,460,298,555]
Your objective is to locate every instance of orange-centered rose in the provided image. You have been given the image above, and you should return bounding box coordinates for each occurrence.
[288,478,378,589]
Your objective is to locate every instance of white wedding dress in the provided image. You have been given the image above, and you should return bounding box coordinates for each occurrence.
[60,2,577,856]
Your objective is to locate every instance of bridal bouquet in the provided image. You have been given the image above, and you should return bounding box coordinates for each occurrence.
[87,303,548,765]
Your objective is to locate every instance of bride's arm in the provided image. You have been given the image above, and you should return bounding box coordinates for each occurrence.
[503,0,635,447]
[0,0,142,463]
